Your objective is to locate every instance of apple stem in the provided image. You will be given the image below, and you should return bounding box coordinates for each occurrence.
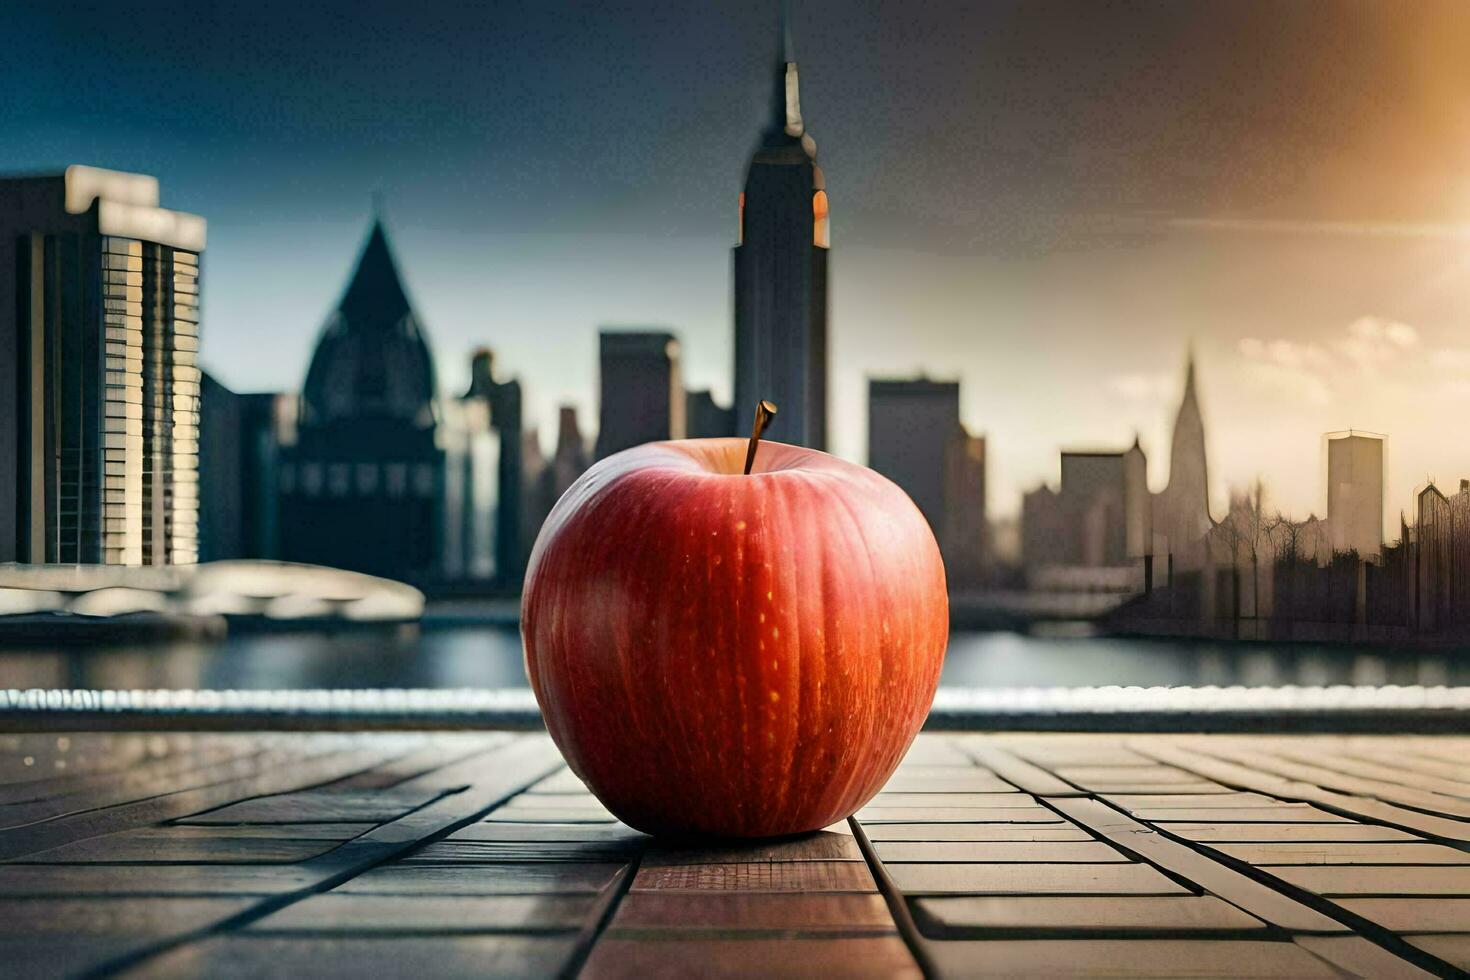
[743,400,778,475]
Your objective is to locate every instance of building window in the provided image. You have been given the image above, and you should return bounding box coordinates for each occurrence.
[386,463,408,498]
[356,462,379,495]
[413,463,435,497]
[302,462,323,496]
[328,464,350,496]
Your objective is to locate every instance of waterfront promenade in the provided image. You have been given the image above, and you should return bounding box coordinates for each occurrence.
[3,730,1469,977]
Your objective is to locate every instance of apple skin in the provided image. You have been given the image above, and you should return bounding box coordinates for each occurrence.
[521,437,948,839]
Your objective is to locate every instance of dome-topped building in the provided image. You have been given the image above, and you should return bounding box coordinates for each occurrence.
[301,220,438,432]
[277,216,446,580]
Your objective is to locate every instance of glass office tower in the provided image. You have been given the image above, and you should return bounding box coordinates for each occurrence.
[0,166,206,565]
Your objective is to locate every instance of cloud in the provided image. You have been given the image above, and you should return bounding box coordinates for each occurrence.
[1236,316,1423,406]
[1107,371,1175,402]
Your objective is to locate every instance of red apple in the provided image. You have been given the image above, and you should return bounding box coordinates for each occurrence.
[521,437,948,838]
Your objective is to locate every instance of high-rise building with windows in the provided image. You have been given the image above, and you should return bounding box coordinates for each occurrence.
[0,166,206,565]
[732,27,829,449]
[595,329,685,459]
[1326,430,1384,559]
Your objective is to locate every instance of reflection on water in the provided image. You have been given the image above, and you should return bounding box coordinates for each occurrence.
[0,626,1461,691]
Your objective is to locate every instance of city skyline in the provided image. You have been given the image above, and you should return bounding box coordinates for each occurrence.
[10,1,1470,522]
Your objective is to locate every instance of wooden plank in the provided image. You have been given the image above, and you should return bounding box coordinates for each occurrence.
[249,894,599,933]
[135,935,578,979]
[1054,766,1201,785]
[1408,935,1470,971]
[925,939,1346,978]
[958,739,1082,797]
[401,839,645,864]
[867,792,1034,808]
[1100,793,1284,810]
[631,862,877,893]
[885,862,1187,896]
[0,744,409,861]
[1279,748,1470,801]
[896,735,973,766]
[1047,797,1347,933]
[1211,842,1470,866]
[1165,823,1420,843]
[640,832,864,866]
[1132,741,1470,843]
[1128,807,1350,823]
[9,829,362,865]
[334,863,626,896]
[445,823,644,843]
[184,789,442,825]
[856,806,1063,823]
[607,893,897,933]
[1185,740,1470,820]
[914,895,1267,935]
[0,895,256,934]
[581,936,922,979]
[859,823,1092,842]
[1271,865,1470,896]
[872,841,1128,864]
[0,864,323,897]
[1336,898,1470,932]
[880,766,1016,794]
[1293,936,1436,980]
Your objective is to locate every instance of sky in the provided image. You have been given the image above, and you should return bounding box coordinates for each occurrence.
[6,0,1470,526]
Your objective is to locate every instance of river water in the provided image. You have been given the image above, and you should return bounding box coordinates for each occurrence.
[1,625,1461,692]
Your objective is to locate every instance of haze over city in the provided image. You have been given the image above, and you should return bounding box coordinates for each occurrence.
[9,0,1470,524]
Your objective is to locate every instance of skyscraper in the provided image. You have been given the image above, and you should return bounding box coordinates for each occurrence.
[0,166,206,565]
[685,389,735,439]
[595,330,685,459]
[732,25,829,449]
[867,377,987,583]
[464,348,528,582]
[277,217,444,580]
[199,372,289,562]
[1326,431,1384,559]
[868,379,962,530]
[1153,354,1212,568]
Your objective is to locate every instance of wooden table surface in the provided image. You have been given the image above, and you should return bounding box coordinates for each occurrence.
[4,730,1470,978]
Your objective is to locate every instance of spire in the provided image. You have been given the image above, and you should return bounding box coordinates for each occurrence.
[340,218,411,325]
[769,0,803,137]
[782,0,794,63]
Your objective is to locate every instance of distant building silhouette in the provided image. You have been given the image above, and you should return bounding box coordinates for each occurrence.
[464,348,529,581]
[868,379,959,529]
[943,428,989,586]
[0,166,206,565]
[1021,355,1202,594]
[199,373,288,562]
[1326,431,1384,559]
[535,406,590,523]
[733,27,828,449]
[443,369,499,581]
[1152,355,1212,573]
[867,378,987,585]
[685,389,736,439]
[520,425,549,563]
[1022,445,1149,590]
[277,218,446,580]
[596,330,685,459]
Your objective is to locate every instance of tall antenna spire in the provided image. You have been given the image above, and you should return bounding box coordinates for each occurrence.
[774,0,803,137]
[782,0,794,63]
